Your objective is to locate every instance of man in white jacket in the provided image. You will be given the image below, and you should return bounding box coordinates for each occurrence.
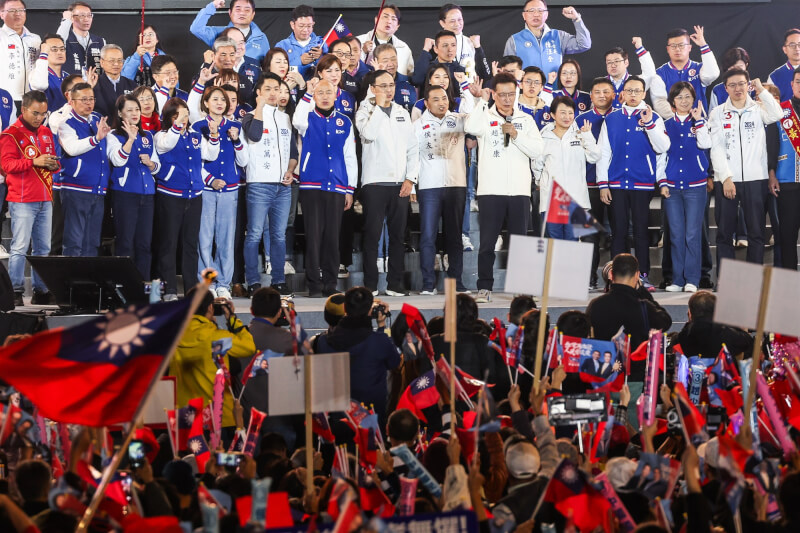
[0,0,40,106]
[358,5,414,77]
[709,69,783,272]
[464,72,544,303]
[355,69,419,297]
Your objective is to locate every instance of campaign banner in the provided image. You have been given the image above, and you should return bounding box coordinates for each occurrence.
[560,336,618,376]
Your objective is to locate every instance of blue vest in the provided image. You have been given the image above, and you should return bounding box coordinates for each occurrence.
[59,111,110,195]
[298,109,354,195]
[604,108,660,189]
[662,117,708,188]
[109,131,157,195]
[192,118,243,192]
[63,30,104,76]
[655,50,711,110]
[769,62,798,103]
[577,107,615,186]
[512,27,562,77]
[776,103,800,183]
[156,126,207,198]
[552,88,592,114]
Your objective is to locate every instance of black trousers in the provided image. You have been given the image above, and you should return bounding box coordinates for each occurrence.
[715,180,767,273]
[156,194,202,295]
[50,189,64,255]
[361,184,409,291]
[609,189,651,275]
[777,182,800,270]
[232,185,247,284]
[339,203,356,267]
[301,189,345,292]
[477,195,530,291]
[112,190,154,280]
[588,187,613,282]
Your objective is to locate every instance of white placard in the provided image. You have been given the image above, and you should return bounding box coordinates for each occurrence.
[504,235,593,301]
[713,259,766,331]
[141,378,176,426]
[764,266,800,337]
[267,353,351,416]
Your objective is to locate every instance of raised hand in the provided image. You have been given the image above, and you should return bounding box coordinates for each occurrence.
[198,67,216,85]
[227,126,240,142]
[689,25,707,47]
[469,35,481,49]
[96,117,111,140]
[690,101,705,121]
[136,33,148,57]
[62,9,73,21]
[207,116,219,136]
[306,76,319,94]
[362,40,374,55]
[40,41,49,55]
[122,120,139,139]
[480,87,492,102]
[423,38,435,52]
[751,77,764,93]
[562,6,580,20]
[547,70,558,85]
[632,36,643,49]
[203,49,215,65]
[580,119,592,133]
[491,60,498,77]
[453,72,467,85]
[85,66,98,88]
[468,78,483,98]
[213,0,225,9]
[640,105,653,123]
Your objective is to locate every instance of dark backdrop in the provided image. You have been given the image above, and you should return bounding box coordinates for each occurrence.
[25,0,797,90]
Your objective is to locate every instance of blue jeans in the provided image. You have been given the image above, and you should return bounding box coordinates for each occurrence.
[199,190,238,289]
[8,202,51,292]
[418,187,466,290]
[541,214,576,241]
[112,191,154,280]
[664,187,706,286]
[244,183,291,286]
[60,190,104,257]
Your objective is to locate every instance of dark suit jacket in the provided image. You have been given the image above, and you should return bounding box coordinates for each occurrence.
[93,74,138,118]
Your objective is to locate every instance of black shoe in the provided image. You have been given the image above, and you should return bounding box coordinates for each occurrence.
[699,278,714,290]
[307,290,323,298]
[658,279,672,290]
[248,283,262,297]
[13,291,23,307]
[31,290,55,305]
[589,277,598,290]
[322,288,339,297]
[271,283,293,296]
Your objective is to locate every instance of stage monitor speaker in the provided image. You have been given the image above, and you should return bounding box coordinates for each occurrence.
[27,256,147,313]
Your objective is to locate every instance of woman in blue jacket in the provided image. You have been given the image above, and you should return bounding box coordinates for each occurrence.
[122,25,166,87]
[154,98,220,300]
[107,94,161,279]
[313,55,356,121]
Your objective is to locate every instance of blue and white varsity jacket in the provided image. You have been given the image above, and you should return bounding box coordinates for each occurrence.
[292,93,357,195]
[29,53,68,109]
[154,123,220,198]
[597,104,671,190]
[192,117,248,192]
[576,106,616,186]
[767,61,800,103]
[647,45,719,110]
[57,110,110,195]
[658,115,711,189]
[106,130,161,195]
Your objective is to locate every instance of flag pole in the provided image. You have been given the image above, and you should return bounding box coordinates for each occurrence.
[533,238,553,394]
[322,14,343,45]
[744,266,771,429]
[444,278,457,435]
[370,0,387,45]
[76,273,214,533]
[304,354,314,492]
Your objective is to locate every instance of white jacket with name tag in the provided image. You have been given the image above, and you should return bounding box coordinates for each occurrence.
[356,98,419,185]
[414,109,467,190]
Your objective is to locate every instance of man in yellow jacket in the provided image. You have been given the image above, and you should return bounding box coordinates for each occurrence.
[170,287,256,431]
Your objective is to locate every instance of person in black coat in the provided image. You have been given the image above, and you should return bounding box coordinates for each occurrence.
[670,290,753,359]
[93,44,137,117]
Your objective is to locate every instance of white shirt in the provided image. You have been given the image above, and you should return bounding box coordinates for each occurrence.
[0,24,41,100]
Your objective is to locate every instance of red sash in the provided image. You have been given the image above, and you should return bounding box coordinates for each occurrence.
[779,100,800,160]
[0,124,57,200]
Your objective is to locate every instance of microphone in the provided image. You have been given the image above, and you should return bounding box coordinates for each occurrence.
[504,116,512,147]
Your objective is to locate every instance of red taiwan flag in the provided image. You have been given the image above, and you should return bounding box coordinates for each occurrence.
[187,429,211,474]
[243,408,266,456]
[0,399,22,445]
[0,299,193,426]
[673,383,708,446]
[396,370,440,422]
[546,181,605,238]
[312,412,336,443]
[543,460,612,533]
[177,398,204,450]
[324,17,353,47]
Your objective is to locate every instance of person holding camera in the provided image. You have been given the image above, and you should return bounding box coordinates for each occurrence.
[315,287,399,429]
[170,286,256,438]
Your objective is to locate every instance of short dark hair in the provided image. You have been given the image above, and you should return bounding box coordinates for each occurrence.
[15,459,51,502]
[151,54,177,75]
[344,286,374,318]
[200,85,231,116]
[611,253,639,281]
[456,293,478,331]
[667,81,696,108]
[688,291,715,321]
[723,67,750,84]
[779,472,800,523]
[329,38,350,51]
[623,75,646,91]
[251,286,283,318]
[380,4,402,22]
[666,28,689,42]
[784,28,800,45]
[61,74,83,97]
[590,77,615,92]
[387,409,419,443]
[21,90,47,108]
[255,72,282,93]
[604,47,628,62]
[42,33,64,44]
[434,30,457,46]
[0,0,26,8]
[493,72,517,91]
[795,66,800,81]
[69,82,93,97]
[550,94,576,114]
[522,66,545,86]
[721,47,750,71]
[439,3,462,21]
[68,1,90,11]
[509,295,536,325]
[219,26,245,41]
[160,97,189,131]
[262,47,290,73]
[520,309,550,369]
[291,4,314,21]
[370,69,392,85]
[523,0,547,9]
[229,0,254,10]
[557,310,591,338]
[185,286,214,316]
[497,55,523,70]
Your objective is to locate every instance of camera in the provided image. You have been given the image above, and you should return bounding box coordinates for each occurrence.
[371,303,390,320]
[213,302,226,316]
[216,452,242,469]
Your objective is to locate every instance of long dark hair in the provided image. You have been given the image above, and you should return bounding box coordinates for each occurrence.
[131,85,159,115]
[314,54,345,90]
[111,94,145,138]
[421,65,457,112]
[130,25,161,56]
[261,47,290,75]
[161,97,189,131]
[557,59,583,92]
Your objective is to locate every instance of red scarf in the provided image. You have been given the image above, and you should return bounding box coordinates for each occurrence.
[141,112,161,132]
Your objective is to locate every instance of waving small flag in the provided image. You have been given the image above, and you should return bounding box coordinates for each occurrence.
[396,370,440,422]
[312,412,336,443]
[324,15,353,47]
[243,408,266,457]
[543,460,612,533]
[546,181,605,237]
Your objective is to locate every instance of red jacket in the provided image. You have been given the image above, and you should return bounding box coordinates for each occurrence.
[0,119,58,203]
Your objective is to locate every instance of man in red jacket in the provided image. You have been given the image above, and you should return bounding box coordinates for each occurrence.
[0,90,60,307]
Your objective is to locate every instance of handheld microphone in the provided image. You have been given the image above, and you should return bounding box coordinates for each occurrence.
[504,116,512,147]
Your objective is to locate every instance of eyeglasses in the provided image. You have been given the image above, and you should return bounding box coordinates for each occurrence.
[674,94,694,101]
[4,8,25,14]
[373,83,395,90]
[785,43,800,50]
[48,46,66,53]
[606,59,625,66]
[157,70,179,77]
[294,24,314,30]
[74,97,96,103]
[523,8,547,14]
[142,32,157,38]
[102,59,124,65]
[667,43,690,50]
[496,92,516,99]
[332,51,352,58]
[73,13,93,19]
[560,70,578,77]
[137,95,154,102]
[725,81,749,89]
[522,79,542,86]
[624,88,644,95]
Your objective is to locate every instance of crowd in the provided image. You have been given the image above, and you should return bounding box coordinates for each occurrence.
[0,0,797,307]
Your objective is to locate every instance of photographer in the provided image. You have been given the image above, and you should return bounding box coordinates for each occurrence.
[170,287,256,439]
[315,287,400,429]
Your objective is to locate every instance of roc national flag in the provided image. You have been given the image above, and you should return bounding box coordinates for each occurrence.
[324,15,353,47]
[0,299,193,426]
[546,180,605,237]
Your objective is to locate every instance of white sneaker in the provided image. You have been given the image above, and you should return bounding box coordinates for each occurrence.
[338,264,350,279]
[665,284,683,292]
[420,288,438,295]
[209,288,218,297]
[434,254,443,271]
[684,283,698,293]
[372,290,379,297]
[0,245,8,259]
[475,289,492,303]
[163,293,178,302]
[266,262,271,275]
[385,288,409,297]
[284,261,296,275]
[495,236,503,252]
[470,199,479,212]
[462,234,474,251]
[443,254,449,272]
[735,239,748,248]
[377,258,385,273]
[216,287,232,299]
